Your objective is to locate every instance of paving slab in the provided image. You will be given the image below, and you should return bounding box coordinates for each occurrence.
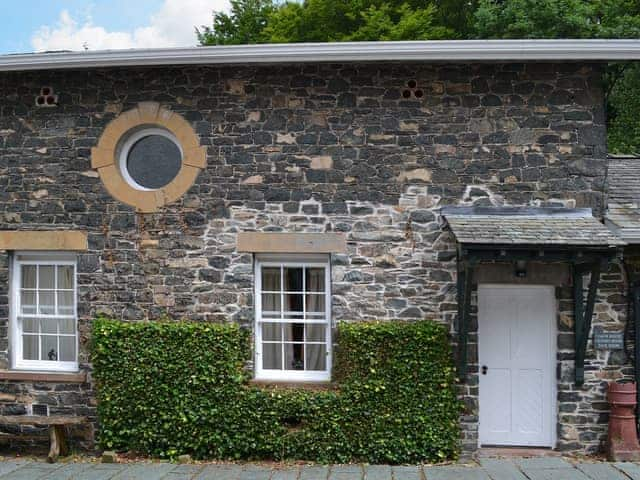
[364,465,392,480]
[424,465,490,480]
[195,464,244,480]
[613,462,640,480]
[300,466,330,480]
[0,462,27,478]
[162,464,206,480]
[476,459,528,480]
[518,469,591,480]
[575,462,629,480]
[239,465,273,480]
[41,463,93,479]
[391,466,421,480]
[271,466,299,480]
[514,458,573,470]
[1,463,64,480]
[110,463,176,480]
[330,465,363,480]
[72,464,127,480]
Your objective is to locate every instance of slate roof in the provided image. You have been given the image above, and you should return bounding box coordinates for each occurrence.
[443,206,625,247]
[606,155,640,242]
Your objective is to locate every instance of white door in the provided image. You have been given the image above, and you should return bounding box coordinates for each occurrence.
[478,285,555,447]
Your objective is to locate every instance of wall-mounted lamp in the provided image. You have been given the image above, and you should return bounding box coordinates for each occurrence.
[515,260,527,278]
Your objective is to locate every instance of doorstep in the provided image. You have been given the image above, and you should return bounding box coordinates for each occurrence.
[475,447,562,458]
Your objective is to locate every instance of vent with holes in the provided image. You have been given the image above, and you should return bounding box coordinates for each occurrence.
[35,87,58,108]
[401,80,423,100]
[31,404,49,416]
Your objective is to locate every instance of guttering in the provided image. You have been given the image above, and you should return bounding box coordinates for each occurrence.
[1,39,640,72]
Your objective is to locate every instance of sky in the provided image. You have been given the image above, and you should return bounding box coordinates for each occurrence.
[0,0,230,55]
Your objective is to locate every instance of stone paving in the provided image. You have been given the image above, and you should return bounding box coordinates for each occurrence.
[0,458,639,480]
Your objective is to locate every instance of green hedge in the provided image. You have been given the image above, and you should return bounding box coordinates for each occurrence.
[92,318,460,463]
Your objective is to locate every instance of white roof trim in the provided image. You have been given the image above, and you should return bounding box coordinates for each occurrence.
[1,39,640,72]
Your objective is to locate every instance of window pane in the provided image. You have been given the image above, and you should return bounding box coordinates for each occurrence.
[59,318,75,335]
[59,337,76,362]
[262,323,281,341]
[127,134,182,189]
[39,292,55,315]
[306,324,326,342]
[284,267,303,292]
[40,318,57,334]
[39,266,55,289]
[284,323,304,342]
[306,344,327,371]
[41,335,58,361]
[21,266,36,289]
[284,343,305,370]
[283,294,303,317]
[261,293,281,318]
[22,317,38,333]
[262,343,282,370]
[306,294,325,314]
[57,291,74,316]
[23,335,38,360]
[261,267,280,291]
[58,266,74,289]
[306,268,325,292]
[20,291,36,314]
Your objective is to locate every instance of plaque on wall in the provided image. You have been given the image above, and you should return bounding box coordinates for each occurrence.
[593,327,625,350]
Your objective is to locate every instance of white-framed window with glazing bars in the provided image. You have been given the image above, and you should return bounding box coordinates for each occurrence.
[11,252,78,372]
[254,254,331,381]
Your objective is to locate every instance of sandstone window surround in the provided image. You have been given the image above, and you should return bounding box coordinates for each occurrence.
[254,254,332,382]
[91,102,206,213]
[10,252,79,372]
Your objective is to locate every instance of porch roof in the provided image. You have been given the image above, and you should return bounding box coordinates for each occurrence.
[606,155,640,243]
[442,206,625,247]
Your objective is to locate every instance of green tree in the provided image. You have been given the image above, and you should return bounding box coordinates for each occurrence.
[196,0,275,45]
[608,63,640,154]
[263,1,453,42]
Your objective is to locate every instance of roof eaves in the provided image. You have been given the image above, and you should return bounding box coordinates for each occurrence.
[1,39,640,72]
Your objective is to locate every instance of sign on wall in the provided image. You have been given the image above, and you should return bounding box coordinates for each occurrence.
[593,327,625,350]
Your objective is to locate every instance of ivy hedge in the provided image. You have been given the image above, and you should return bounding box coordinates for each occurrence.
[92,318,460,463]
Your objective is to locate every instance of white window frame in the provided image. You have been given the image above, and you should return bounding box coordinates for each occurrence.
[254,254,331,382]
[10,252,79,372]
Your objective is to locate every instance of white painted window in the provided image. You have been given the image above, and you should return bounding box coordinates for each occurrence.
[255,254,331,382]
[11,253,78,372]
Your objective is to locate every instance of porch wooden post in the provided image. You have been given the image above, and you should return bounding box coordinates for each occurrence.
[575,261,603,385]
[457,261,474,380]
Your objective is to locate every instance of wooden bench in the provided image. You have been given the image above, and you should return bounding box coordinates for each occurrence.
[0,415,87,462]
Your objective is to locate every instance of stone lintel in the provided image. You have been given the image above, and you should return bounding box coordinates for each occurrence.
[0,231,88,251]
[237,232,346,253]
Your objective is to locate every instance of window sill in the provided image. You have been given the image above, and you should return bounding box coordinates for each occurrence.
[249,379,335,391]
[0,370,86,383]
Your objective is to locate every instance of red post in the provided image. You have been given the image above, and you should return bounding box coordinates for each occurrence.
[608,381,640,461]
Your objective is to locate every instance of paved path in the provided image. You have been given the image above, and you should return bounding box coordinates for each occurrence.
[0,458,639,480]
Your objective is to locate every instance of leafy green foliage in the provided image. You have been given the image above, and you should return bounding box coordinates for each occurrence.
[92,318,460,463]
[608,63,640,154]
[196,0,275,45]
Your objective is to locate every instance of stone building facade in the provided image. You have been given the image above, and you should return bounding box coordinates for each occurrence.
[0,53,633,455]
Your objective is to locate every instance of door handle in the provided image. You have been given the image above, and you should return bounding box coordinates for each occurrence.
[481,365,488,375]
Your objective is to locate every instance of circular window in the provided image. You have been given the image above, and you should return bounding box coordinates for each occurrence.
[119,128,183,190]
[92,102,206,212]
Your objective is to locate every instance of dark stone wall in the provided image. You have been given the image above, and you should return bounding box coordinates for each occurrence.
[0,61,618,454]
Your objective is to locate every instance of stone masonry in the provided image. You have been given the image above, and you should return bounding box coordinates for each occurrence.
[0,61,626,454]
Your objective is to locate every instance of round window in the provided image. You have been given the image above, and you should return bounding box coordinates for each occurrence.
[119,128,182,190]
